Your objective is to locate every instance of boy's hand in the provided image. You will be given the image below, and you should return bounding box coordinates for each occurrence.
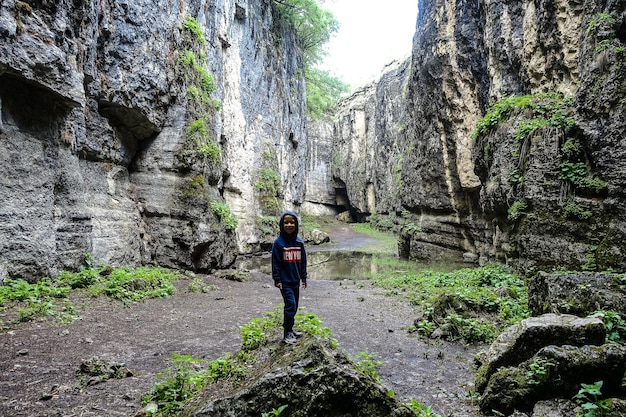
[275,282,282,289]
[302,281,307,289]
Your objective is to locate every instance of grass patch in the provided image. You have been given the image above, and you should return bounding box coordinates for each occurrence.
[371,264,529,344]
[350,222,398,255]
[0,261,183,329]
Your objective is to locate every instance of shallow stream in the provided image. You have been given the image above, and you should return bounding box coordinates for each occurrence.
[236,250,469,280]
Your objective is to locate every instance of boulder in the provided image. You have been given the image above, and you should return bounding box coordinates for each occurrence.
[479,344,626,414]
[475,314,605,393]
[182,337,414,417]
[306,229,330,245]
[528,271,626,316]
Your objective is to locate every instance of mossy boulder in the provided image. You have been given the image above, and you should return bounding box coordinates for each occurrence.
[182,336,414,417]
[475,314,605,393]
[479,344,626,415]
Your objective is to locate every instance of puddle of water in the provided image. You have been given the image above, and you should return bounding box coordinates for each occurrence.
[235,251,470,281]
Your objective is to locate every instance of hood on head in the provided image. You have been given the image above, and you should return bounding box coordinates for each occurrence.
[279,210,299,238]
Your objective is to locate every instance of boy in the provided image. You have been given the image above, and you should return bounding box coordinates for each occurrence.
[272,211,308,344]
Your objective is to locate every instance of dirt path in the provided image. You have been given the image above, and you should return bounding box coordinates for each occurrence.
[0,227,483,417]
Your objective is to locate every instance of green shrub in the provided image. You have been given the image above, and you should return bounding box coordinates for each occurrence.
[561,137,583,160]
[473,92,575,138]
[352,352,384,382]
[373,265,529,344]
[210,201,238,231]
[563,202,592,220]
[88,267,178,303]
[586,13,616,35]
[507,200,528,221]
[256,168,281,195]
[142,353,243,416]
[182,16,205,44]
[198,141,221,164]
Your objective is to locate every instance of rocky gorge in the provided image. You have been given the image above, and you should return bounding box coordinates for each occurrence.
[310,0,626,274]
[1,0,625,279]
[1,0,626,415]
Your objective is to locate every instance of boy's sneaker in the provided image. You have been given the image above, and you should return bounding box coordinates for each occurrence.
[283,332,297,344]
[291,330,303,338]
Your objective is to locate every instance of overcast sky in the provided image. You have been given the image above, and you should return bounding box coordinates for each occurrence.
[318,0,418,88]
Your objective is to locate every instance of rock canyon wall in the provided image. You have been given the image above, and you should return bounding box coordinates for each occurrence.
[314,0,626,274]
[0,0,306,280]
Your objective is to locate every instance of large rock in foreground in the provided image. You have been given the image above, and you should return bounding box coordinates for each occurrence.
[475,314,606,393]
[183,337,414,417]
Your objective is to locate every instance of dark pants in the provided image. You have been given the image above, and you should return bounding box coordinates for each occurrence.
[280,285,299,337]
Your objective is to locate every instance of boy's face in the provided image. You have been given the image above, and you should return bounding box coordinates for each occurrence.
[282,215,297,235]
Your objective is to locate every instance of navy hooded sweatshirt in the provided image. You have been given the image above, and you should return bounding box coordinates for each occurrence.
[272,211,307,287]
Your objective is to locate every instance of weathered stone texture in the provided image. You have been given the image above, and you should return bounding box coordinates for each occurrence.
[0,0,306,279]
[315,0,626,272]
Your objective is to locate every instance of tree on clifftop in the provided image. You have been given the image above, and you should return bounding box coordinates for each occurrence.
[273,0,349,118]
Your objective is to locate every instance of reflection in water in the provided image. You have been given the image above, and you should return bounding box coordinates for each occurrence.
[235,251,469,281]
[307,252,378,280]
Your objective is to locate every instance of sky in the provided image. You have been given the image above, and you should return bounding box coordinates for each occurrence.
[318,1,419,88]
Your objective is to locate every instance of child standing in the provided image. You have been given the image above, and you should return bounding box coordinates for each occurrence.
[272,211,308,344]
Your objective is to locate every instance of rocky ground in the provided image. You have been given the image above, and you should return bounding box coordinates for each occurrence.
[0,226,484,417]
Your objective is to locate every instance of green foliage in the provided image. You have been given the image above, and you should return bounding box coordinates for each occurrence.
[87,267,178,303]
[596,39,613,53]
[187,277,218,293]
[444,314,498,343]
[576,176,609,194]
[526,358,556,385]
[272,0,347,117]
[561,137,584,160]
[185,119,221,164]
[182,16,205,44]
[573,381,611,417]
[272,0,339,66]
[0,278,73,326]
[402,222,421,236]
[0,262,181,328]
[594,310,626,344]
[563,201,592,220]
[238,314,280,351]
[237,308,333,351]
[372,265,529,344]
[181,174,208,199]
[559,161,608,194]
[507,200,528,221]
[352,352,384,383]
[294,311,334,342]
[559,161,588,183]
[262,405,288,417]
[179,50,196,66]
[472,92,575,138]
[509,170,523,186]
[404,400,443,417]
[195,65,216,95]
[256,216,278,235]
[197,141,222,164]
[516,118,549,142]
[142,353,244,416]
[256,168,282,195]
[472,95,531,137]
[582,245,599,271]
[586,13,616,35]
[305,66,350,118]
[210,201,239,231]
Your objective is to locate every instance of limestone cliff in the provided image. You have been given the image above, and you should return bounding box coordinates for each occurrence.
[305,59,410,219]
[0,0,306,280]
[317,0,626,273]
